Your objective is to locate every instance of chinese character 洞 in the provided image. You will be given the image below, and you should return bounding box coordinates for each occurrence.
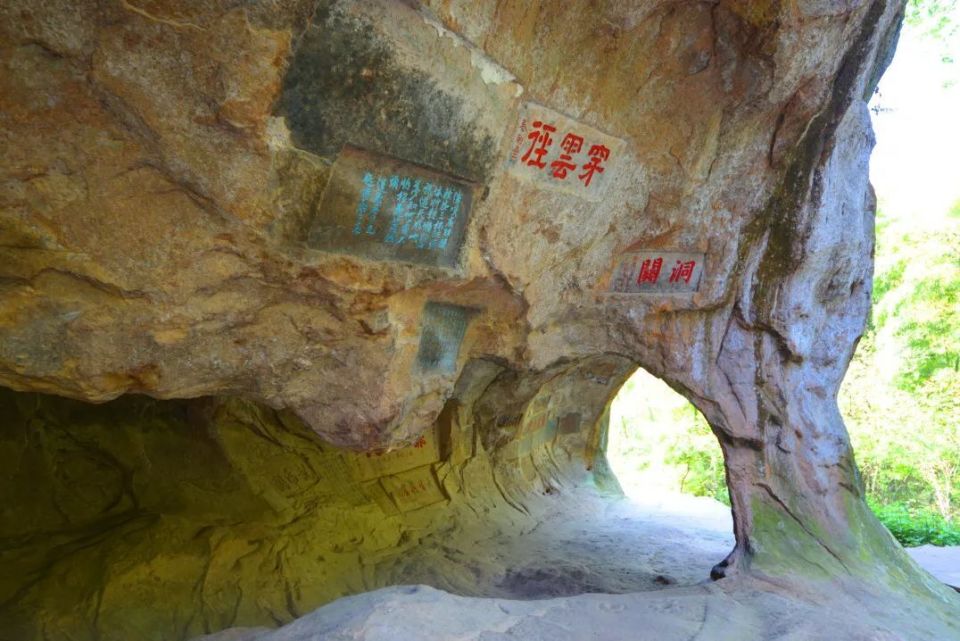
[669,260,696,284]
[637,257,663,284]
[521,121,556,169]
[578,144,610,187]
[549,133,584,179]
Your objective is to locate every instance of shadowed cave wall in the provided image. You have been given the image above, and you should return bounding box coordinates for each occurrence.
[1,357,641,640]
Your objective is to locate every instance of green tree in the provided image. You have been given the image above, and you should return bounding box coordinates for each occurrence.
[841,202,960,530]
[906,0,959,42]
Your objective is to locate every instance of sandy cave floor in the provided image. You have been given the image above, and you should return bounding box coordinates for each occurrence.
[378,483,959,600]
[906,545,960,591]
[190,485,960,641]
[376,488,737,599]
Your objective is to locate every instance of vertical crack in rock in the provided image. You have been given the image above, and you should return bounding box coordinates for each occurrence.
[747,1,886,323]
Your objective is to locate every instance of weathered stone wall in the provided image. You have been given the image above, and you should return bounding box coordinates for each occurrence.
[2,0,959,639]
[0,356,634,640]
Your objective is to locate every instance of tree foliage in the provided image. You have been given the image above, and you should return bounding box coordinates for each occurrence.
[906,0,959,43]
[840,202,960,531]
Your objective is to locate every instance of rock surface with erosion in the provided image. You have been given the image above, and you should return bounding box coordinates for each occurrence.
[1,0,959,640]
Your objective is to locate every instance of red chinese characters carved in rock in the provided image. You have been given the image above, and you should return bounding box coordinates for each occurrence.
[397,479,429,499]
[637,257,663,284]
[579,144,610,187]
[669,260,697,284]
[521,121,556,169]
[517,118,614,190]
[550,133,584,179]
[610,251,703,294]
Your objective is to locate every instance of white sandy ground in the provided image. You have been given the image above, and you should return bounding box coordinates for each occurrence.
[189,489,960,640]
[369,490,737,599]
[906,546,960,591]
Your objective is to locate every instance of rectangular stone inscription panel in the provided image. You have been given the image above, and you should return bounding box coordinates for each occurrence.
[308,146,475,267]
[519,394,550,437]
[342,428,440,482]
[379,465,447,512]
[416,302,472,373]
[609,251,706,294]
[504,102,626,201]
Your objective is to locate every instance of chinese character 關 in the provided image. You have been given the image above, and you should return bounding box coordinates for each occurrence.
[637,257,663,284]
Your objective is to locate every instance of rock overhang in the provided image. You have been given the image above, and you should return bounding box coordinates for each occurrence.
[1,0,877,443]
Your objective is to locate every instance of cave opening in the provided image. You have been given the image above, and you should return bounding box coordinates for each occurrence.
[606,367,729,508]
[601,366,735,584]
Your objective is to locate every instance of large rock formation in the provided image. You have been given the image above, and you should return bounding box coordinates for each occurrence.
[1,0,958,639]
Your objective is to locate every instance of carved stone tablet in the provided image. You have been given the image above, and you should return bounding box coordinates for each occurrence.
[308,147,475,267]
[519,394,550,437]
[416,302,472,373]
[379,465,447,512]
[342,429,440,482]
[504,102,626,201]
[609,251,706,294]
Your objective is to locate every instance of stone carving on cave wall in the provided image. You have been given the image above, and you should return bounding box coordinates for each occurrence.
[608,251,706,294]
[308,147,476,267]
[504,102,627,201]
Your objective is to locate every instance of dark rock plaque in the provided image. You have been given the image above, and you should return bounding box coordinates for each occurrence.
[416,302,472,373]
[308,147,475,267]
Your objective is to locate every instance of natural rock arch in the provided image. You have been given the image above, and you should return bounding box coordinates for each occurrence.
[1,0,958,639]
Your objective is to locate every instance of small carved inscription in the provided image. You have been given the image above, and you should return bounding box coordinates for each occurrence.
[308,146,474,267]
[505,102,625,200]
[520,394,551,437]
[343,428,440,482]
[379,465,447,512]
[609,251,706,294]
[417,302,472,373]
